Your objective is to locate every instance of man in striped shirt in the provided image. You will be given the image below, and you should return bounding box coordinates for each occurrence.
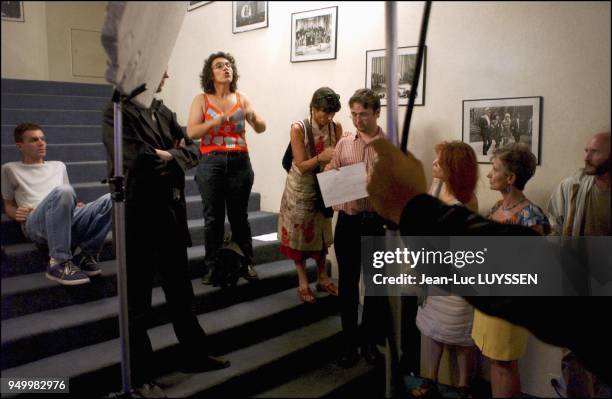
[326,88,387,368]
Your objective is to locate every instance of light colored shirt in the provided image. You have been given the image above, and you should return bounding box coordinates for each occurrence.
[327,128,385,215]
[1,161,69,209]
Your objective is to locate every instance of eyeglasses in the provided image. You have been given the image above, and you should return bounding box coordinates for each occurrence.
[213,61,232,70]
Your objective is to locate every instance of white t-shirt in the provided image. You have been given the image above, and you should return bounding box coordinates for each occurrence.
[1,161,69,209]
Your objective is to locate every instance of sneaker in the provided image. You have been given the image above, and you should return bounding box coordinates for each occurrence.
[46,260,90,286]
[241,264,259,282]
[76,253,102,277]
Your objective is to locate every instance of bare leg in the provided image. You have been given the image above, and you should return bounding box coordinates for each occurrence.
[490,359,521,398]
[422,335,445,381]
[295,260,310,291]
[315,255,330,284]
[456,345,475,388]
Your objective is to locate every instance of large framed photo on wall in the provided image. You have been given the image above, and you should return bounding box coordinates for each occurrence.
[290,6,337,63]
[232,1,268,33]
[365,46,426,106]
[1,1,24,22]
[462,96,542,164]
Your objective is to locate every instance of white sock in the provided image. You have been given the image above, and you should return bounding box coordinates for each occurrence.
[49,257,60,266]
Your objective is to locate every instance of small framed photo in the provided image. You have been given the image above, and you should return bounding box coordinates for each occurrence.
[462,96,543,164]
[1,1,24,22]
[188,1,212,12]
[291,6,338,63]
[233,1,268,33]
[365,46,426,106]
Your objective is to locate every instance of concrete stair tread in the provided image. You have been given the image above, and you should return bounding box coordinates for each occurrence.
[2,238,280,295]
[158,315,342,398]
[1,259,306,345]
[253,358,376,398]
[2,289,339,381]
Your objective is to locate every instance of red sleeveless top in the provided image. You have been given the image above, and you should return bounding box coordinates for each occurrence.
[199,92,248,154]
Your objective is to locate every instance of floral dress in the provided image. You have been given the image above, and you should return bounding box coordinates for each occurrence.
[277,119,336,261]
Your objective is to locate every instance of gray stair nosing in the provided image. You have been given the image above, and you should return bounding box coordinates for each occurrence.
[1,259,311,345]
[1,291,339,381]
[2,93,109,100]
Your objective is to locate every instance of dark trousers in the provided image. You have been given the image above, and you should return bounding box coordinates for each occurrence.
[481,129,492,155]
[126,205,208,386]
[195,152,255,272]
[334,211,387,349]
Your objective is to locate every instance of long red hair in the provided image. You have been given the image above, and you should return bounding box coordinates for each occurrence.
[435,141,478,204]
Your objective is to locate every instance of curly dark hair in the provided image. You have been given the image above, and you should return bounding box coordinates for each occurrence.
[492,143,537,191]
[309,87,341,113]
[200,51,239,94]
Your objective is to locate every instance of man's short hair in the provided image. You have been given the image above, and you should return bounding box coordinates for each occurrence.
[14,123,43,143]
[349,88,381,113]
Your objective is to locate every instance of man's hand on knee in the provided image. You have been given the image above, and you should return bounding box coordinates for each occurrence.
[15,207,33,222]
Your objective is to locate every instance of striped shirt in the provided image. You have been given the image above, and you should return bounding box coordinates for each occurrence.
[327,128,385,215]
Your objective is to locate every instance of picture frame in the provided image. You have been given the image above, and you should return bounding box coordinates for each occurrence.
[462,96,543,164]
[290,6,338,63]
[188,1,212,12]
[232,1,268,33]
[1,1,24,22]
[365,46,426,106]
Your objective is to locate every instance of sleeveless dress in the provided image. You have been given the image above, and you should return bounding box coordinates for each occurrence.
[471,199,550,360]
[199,92,248,154]
[415,179,475,346]
[277,119,336,260]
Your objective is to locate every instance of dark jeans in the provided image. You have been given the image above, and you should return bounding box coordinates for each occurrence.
[195,151,254,273]
[334,211,388,349]
[481,129,492,155]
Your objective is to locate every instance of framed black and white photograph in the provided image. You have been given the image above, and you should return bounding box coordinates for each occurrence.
[1,1,24,22]
[290,6,337,63]
[365,46,426,106]
[188,1,212,12]
[462,96,543,164]
[232,1,267,33]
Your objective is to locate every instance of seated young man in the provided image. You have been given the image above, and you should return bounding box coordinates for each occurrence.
[1,122,113,285]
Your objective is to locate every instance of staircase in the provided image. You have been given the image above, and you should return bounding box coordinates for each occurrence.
[0,79,382,397]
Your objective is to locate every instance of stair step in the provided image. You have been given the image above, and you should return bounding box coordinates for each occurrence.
[1,291,340,396]
[253,358,379,398]
[2,143,107,162]
[1,79,113,97]
[2,125,102,144]
[65,161,107,184]
[1,93,109,110]
[1,260,324,369]
[1,108,105,126]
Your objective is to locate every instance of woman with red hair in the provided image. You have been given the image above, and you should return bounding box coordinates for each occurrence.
[412,141,479,398]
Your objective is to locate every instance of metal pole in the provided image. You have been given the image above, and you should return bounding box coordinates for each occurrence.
[384,3,403,398]
[385,1,399,147]
[112,91,131,395]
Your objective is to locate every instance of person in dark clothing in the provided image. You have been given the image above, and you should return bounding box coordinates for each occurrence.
[366,138,610,386]
[102,71,230,397]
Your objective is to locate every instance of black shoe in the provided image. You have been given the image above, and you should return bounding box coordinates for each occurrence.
[361,343,384,366]
[184,355,231,372]
[241,264,259,282]
[130,382,167,399]
[337,346,360,368]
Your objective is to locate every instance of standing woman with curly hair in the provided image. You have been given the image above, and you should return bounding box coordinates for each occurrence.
[412,141,479,399]
[187,51,266,285]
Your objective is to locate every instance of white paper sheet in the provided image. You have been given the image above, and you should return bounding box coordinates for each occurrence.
[316,162,368,208]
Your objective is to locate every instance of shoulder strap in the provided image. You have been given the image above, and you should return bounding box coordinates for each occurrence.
[202,93,209,113]
[235,92,242,107]
[303,118,316,159]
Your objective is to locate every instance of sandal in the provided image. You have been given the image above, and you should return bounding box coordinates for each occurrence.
[316,281,338,296]
[297,286,316,303]
[410,378,441,399]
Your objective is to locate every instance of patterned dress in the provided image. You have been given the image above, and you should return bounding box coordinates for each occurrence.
[278,119,336,261]
[471,199,550,360]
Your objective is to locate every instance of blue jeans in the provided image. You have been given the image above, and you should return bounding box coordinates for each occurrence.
[24,185,113,262]
[195,152,254,272]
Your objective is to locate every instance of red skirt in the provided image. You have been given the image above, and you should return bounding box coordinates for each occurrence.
[280,244,327,262]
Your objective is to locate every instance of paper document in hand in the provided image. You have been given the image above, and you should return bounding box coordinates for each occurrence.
[316,162,368,207]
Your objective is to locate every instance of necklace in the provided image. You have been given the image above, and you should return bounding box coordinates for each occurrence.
[501,196,526,211]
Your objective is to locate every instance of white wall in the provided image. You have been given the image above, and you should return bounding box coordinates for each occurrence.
[1,1,107,84]
[1,1,49,80]
[164,1,611,216]
[163,2,610,396]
